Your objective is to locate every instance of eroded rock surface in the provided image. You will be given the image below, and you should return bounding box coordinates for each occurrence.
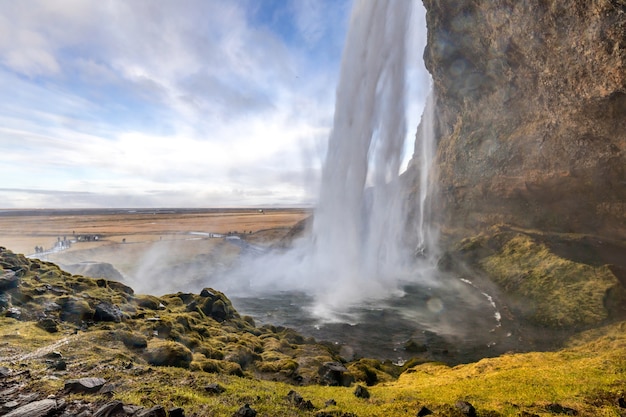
[408,0,626,239]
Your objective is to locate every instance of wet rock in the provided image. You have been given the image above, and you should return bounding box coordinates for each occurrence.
[233,403,257,417]
[455,400,477,417]
[36,317,59,333]
[287,390,315,410]
[618,397,626,408]
[404,339,428,353]
[353,385,370,399]
[417,405,433,416]
[205,383,226,394]
[318,362,354,387]
[64,377,107,394]
[94,302,123,323]
[3,399,62,417]
[136,405,167,417]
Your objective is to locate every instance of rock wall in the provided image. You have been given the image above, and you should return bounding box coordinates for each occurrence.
[411,0,626,239]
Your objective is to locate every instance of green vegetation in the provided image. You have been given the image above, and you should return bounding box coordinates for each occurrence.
[2,244,626,416]
[456,227,626,328]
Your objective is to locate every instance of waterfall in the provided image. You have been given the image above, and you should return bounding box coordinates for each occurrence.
[308,0,417,309]
[210,0,438,317]
[415,91,437,257]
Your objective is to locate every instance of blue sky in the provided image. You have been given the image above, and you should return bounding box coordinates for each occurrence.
[0,0,428,208]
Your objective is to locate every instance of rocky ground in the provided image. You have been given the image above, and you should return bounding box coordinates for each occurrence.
[2,213,626,417]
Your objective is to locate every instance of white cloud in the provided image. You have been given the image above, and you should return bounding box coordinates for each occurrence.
[0,0,436,209]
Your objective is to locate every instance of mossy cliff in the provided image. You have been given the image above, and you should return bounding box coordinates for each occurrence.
[406,0,626,240]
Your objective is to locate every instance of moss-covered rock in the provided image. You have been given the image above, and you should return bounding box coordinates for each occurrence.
[143,340,192,368]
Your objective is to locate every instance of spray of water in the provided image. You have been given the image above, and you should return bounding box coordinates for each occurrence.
[205,0,440,318]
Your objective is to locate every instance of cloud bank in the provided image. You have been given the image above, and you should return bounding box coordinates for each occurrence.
[0,0,428,208]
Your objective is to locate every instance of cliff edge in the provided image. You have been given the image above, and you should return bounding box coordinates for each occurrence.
[411,0,626,239]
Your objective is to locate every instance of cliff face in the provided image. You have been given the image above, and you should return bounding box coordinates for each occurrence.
[413,0,626,239]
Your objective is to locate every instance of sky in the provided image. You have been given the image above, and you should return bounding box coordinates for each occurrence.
[0,0,429,208]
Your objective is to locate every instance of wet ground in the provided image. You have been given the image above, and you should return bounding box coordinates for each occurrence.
[231,273,526,365]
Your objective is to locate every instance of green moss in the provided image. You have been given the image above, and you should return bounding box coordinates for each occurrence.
[143,339,193,368]
[481,234,619,327]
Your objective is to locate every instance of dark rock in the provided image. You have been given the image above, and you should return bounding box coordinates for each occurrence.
[59,297,94,324]
[618,397,626,408]
[45,351,63,359]
[287,390,315,410]
[93,400,125,417]
[210,299,228,322]
[99,383,116,395]
[64,377,107,394]
[545,403,578,415]
[325,399,337,407]
[0,271,20,291]
[94,302,123,323]
[0,366,11,376]
[200,288,217,298]
[3,399,61,417]
[205,383,226,394]
[353,385,370,399]
[519,412,540,417]
[51,360,67,371]
[168,407,185,417]
[404,339,428,353]
[36,317,59,333]
[417,405,433,416]
[136,405,167,417]
[233,404,257,417]
[455,401,477,417]
[318,362,354,387]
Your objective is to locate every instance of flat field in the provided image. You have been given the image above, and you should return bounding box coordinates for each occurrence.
[0,208,309,293]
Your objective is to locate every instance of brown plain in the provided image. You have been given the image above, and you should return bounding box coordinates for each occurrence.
[0,209,310,257]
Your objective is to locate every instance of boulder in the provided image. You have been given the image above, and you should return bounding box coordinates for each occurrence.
[94,302,123,323]
[455,401,477,417]
[287,390,315,410]
[318,362,354,387]
[233,404,257,417]
[93,400,125,417]
[0,271,20,291]
[354,385,370,399]
[36,317,59,333]
[64,377,107,394]
[143,340,192,368]
[3,399,62,417]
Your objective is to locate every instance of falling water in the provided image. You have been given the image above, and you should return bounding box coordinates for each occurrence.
[308,0,418,310]
[415,91,437,256]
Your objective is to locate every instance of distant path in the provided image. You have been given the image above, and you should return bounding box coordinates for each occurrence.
[0,336,76,363]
